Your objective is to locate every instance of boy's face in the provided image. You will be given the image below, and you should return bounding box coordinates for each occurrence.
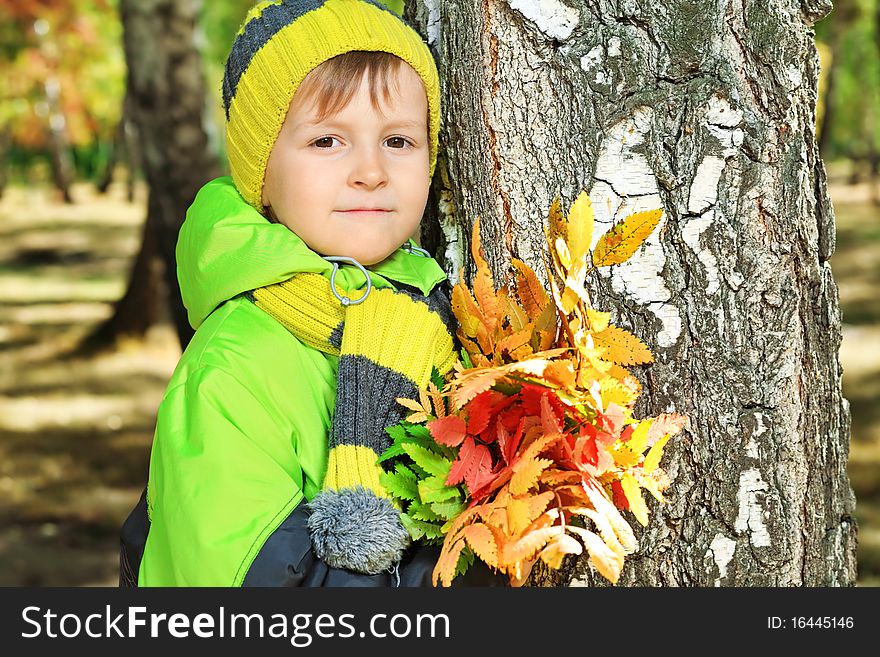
[262,62,430,266]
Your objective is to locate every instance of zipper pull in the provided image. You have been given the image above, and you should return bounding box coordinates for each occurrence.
[387,562,400,587]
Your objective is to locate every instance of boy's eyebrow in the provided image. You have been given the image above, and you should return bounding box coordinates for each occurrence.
[297,117,426,130]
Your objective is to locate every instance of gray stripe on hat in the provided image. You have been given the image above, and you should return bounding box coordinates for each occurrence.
[223,0,326,119]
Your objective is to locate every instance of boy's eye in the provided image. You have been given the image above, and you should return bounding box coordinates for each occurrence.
[386,136,411,149]
[312,137,340,148]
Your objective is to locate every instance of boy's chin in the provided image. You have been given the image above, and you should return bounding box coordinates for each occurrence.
[321,244,399,267]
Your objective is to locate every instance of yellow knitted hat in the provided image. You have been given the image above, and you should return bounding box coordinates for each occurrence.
[223,0,441,211]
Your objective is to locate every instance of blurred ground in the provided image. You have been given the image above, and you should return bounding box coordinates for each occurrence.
[0,170,876,586]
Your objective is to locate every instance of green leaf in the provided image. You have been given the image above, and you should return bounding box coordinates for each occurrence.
[378,424,411,462]
[400,513,444,541]
[460,347,473,369]
[380,470,418,503]
[418,475,460,504]
[430,366,447,392]
[401,442,451,477]
[409,502,443,522]
[455,545,476,578]
[430,499,467,520]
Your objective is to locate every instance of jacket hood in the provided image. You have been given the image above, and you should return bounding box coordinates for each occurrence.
[177,177,448,330]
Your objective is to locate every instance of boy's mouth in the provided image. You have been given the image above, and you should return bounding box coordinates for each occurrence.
[336,208,392,215]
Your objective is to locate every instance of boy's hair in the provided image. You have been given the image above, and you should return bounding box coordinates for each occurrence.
[222,0,440,213]
[297,50,418,124]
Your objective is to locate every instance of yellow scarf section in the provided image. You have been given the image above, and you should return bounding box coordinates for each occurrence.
[251,272,457,501]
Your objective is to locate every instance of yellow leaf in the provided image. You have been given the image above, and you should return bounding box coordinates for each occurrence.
[568,526,624,584]
[598,377,638,410]
[545,195,565,249]
[620,473,649,526]
[565,191,594,267]
[643,432,671,474]
[592,208,663,267]
[626,419,653,454]
[506,491,554,536]
[592,325,654,366]
[612,444,641,468]
[638,471,666,502]
[451,277,483,339]
[538,532,583,570]
[542,360,577,389]
[462,522,499,568]
[583,481,636,552]
[497,327,533,359]
[405,411,428,424]
[555,237,573,270]
[586,308,611,333]
[510,457,553,495]
[501,289,529,331]
[579,507,627,559]
[396,397,426,413]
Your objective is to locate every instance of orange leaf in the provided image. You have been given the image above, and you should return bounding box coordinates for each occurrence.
[645,412,688,446]
[506,490,554,536]
[500,526,562,567]
[592,325,654,366]
[471,218,501,329]
[511,258,549,320]
[462,522,499,568]
[432,538,466,587]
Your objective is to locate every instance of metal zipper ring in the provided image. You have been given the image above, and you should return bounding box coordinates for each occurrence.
[322,256,372,307]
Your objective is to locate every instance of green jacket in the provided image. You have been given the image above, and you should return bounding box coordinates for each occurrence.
[139,177,447,586]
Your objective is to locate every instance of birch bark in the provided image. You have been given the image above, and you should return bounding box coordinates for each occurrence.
[408,0,856,586]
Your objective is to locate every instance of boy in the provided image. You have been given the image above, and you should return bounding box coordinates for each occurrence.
[120,0,503,586]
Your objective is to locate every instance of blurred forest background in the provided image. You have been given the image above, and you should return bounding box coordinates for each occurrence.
[0,0,877,586]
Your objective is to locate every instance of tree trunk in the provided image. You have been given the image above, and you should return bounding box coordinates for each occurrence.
[408,0,856,586]
[108,0,221,350]
[44,76,74,204]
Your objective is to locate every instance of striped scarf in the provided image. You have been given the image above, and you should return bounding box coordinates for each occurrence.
[248,272,457,574]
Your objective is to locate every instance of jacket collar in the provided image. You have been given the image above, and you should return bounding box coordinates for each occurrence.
[177,177,447,329]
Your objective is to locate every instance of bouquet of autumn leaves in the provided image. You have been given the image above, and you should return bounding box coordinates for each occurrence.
[377,192,688,587]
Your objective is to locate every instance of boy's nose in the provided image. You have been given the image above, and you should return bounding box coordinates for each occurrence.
[348,145,387,189]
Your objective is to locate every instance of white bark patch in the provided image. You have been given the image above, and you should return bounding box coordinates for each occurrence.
[706,94,744,128]
[504,0,580,41]
[607,36,621,57]
[708,533,737,585]
[423,0,440,47]
[579,45,603,72]
[681,208,721,296]
[688,156,725,214]
[591,107,681,348]
[784,64,802,90]
[745,411,767,459]
[735,468,772,548]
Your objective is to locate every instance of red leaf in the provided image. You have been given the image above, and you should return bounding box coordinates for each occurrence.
[446,437,494,492]
[598,402,626,438]
[428,415,468,448]
[574,424,599,466]
[540,393,563,434]
[610,479,629,510]
[466,390,505,435]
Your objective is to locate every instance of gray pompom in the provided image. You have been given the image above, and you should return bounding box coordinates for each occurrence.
[307,487,411,574]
